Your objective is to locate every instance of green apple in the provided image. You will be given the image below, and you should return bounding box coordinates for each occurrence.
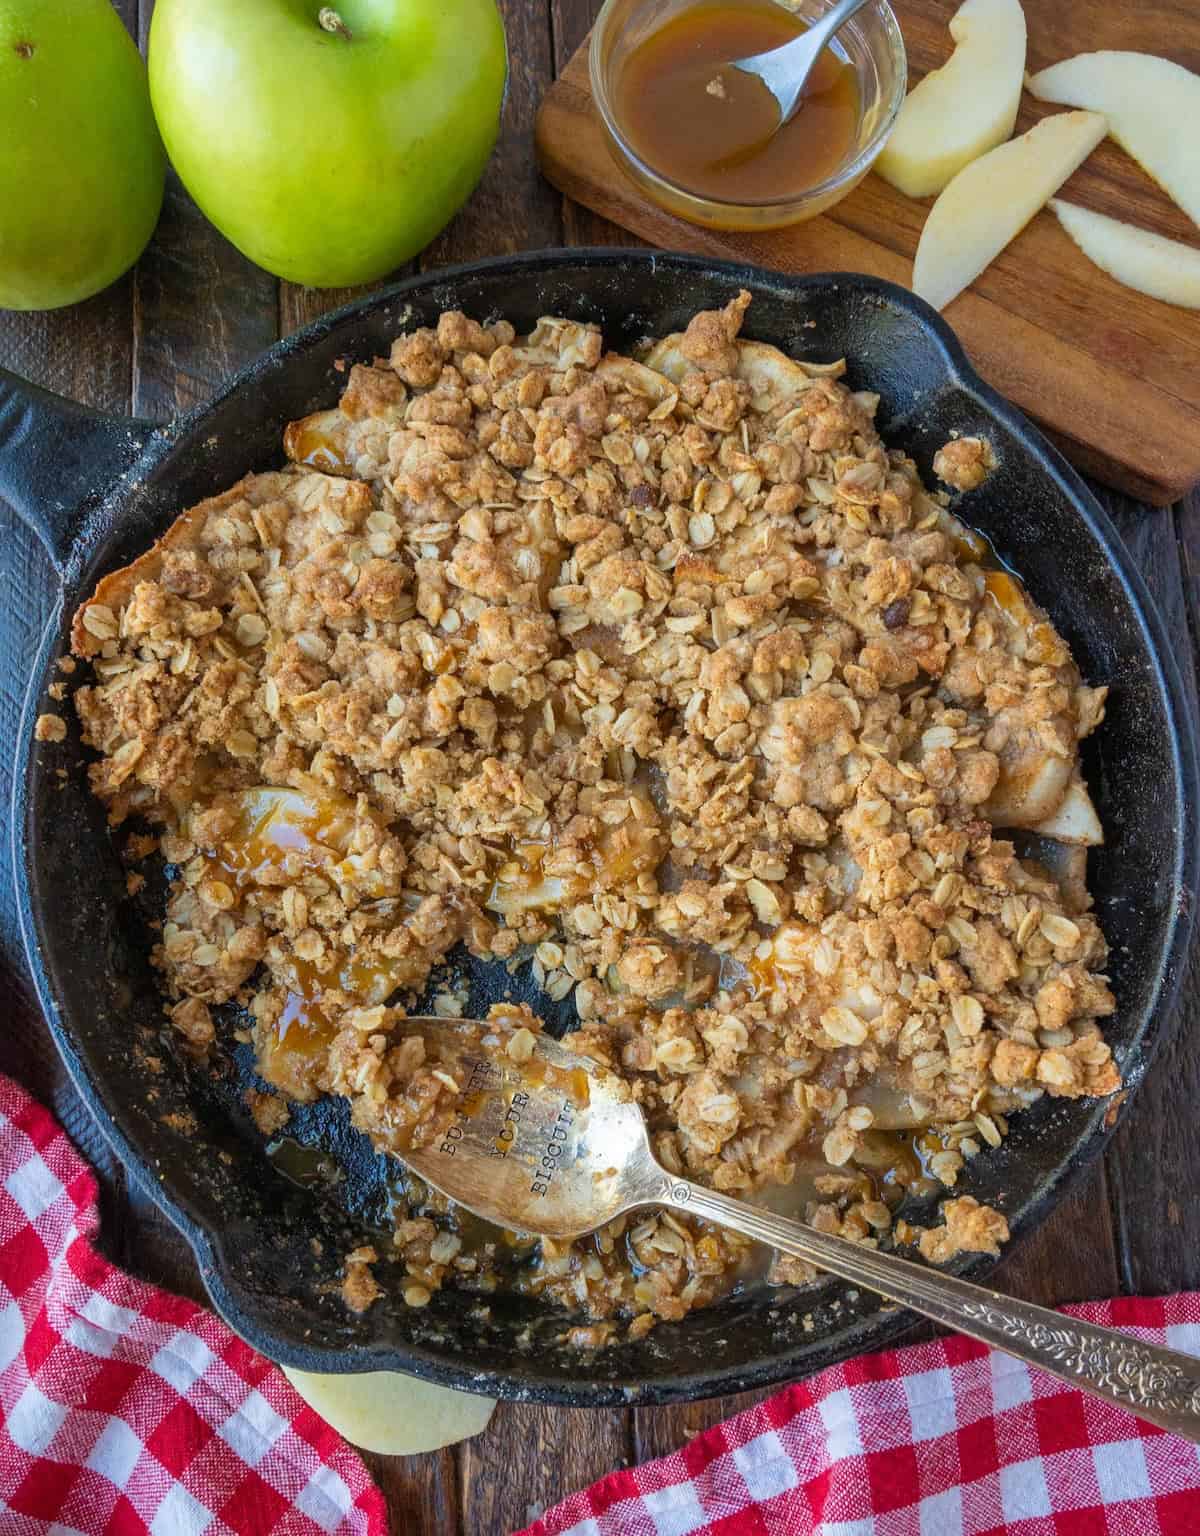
[148,0,508,289]
[0,0,164,311]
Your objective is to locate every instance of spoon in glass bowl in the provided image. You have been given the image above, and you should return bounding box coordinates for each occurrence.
[392,1016,1200,1439]
[728,0,876,131]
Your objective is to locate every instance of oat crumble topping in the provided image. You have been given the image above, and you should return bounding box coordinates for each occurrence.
[35,712,66,743]
[342,1245,383,1314]
[933,436,995,494]
[66,294,1116,1333]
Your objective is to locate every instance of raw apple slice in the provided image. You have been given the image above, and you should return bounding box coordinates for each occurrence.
[1048,198,1200,309]
[1027,52,1200,228]
[875,0,1027,199]
[282,1367,495,1455]
[912,110,1108,310]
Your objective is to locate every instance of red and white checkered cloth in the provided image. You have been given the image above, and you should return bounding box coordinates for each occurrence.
[0,1073,387,1535]
[520,1302,1200,1536]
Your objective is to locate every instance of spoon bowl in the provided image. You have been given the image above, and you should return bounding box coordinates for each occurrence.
[394,1017,667,1240]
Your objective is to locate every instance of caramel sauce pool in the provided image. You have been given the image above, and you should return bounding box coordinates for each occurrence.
[615,0,859,203]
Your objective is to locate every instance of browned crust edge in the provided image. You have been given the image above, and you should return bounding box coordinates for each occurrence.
[70,473,290,658]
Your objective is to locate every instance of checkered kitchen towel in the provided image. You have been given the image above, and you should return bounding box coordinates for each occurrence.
[520,1296,1200,1536]
[0,1073,387,1535]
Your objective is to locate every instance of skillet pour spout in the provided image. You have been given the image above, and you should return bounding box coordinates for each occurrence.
[6,251,1198,1406]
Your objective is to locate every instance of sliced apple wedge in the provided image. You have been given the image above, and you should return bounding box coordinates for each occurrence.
[1048,199,1200,309]
[876,0,1027,199]
[912,110,1108,310]
[1030,774,1104,846]
[282,1367,495,1455]
[985,751,1074,830]
[641,334,830,413]
[1027,52,1200,228]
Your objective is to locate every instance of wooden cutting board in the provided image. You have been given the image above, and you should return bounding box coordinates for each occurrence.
[535,2,1200,504]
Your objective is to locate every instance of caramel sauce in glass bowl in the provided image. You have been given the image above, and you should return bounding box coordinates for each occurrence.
[614,0,859,204]
[589,0,906,230]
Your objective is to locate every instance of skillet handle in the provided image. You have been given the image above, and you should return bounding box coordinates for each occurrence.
[0,367,159,572]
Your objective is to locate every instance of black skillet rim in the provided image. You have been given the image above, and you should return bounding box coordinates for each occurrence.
[13,249,1200,1405]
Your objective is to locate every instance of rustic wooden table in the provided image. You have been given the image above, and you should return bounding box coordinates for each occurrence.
[1,3,1198,1531]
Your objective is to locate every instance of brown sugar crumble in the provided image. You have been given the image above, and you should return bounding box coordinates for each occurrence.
[35,713,66,743]
[897,1195,1010,1264]
[65,294,1115,1333]
[933,436,995,493]
[342,1246,383,1314]
[245,1087,291,1137]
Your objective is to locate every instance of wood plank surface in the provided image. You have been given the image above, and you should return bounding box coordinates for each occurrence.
[550,0,645,249]
[462,1405,631,1533]
[0,4,1198,1532]
[535,0,1200,504]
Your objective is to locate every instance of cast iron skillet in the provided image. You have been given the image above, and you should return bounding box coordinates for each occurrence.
[5,251,1198,1406]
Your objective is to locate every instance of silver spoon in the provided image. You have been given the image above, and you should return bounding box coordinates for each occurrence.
[729,0,875,128]
[393,1017,1200,1439]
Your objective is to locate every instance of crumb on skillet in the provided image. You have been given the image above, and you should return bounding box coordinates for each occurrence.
[896,1194,1010,1263]
[64,293,1115,1337]
[245,1086,290,1137]
[342,1245,383,1313]
[933,436,995,493]
[35,712,66,742]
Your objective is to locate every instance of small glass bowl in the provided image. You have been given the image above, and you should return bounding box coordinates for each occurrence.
[589,0,907,231]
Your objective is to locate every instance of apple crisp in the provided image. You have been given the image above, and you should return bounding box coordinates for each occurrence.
[66,293,1117,1336]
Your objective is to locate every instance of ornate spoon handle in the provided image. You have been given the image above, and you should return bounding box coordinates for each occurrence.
[663,1177,1200,1440]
